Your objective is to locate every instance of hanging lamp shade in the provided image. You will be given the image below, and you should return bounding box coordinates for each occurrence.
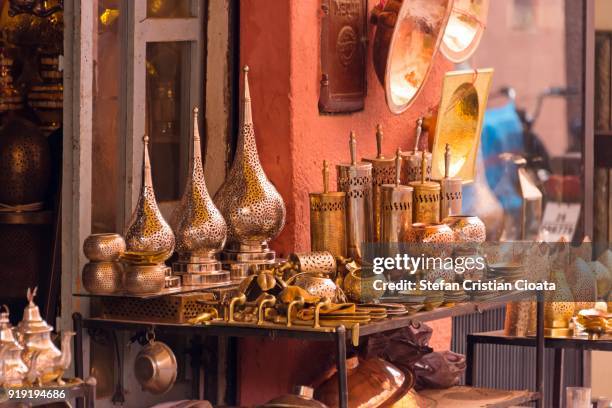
[440,0,490,63]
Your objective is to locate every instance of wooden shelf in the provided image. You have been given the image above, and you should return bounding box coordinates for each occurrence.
[468,330,612,351]
[0,210,54,225]
[417,386,538,408]
[74,282,238,299]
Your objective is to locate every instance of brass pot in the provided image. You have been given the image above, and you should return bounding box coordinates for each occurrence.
[82,262,123,294]
[371,0,453,114]
[134,339,177,395]
[287,272,338,300]
[404,222,453,243]
[83,233,126,262]
[342,267,385,303]
[442,215,486,243]
[123,264,165,295]
[260,386,329,408]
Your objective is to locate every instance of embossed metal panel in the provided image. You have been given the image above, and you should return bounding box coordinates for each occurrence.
[319,0,367,113]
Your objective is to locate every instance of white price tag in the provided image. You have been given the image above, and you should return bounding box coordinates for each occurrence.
[538,202,581,242]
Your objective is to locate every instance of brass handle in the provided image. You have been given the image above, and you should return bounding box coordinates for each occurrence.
[375,124,383,159]
[286,296,305,327]
[257,294,277,325]
[395,148,402,186]
[349,131,357,166]
[444,143,451,179]
[314,297,332,329]
[228,293,247,323]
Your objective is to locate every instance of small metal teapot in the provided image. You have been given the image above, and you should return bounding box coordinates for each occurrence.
[0,305,30,387]
[16,288,74,386]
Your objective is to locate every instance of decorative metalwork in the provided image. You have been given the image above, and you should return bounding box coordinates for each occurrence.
[124,135,175,260]
[409,151,440,224]
[9,0,63,17]
[380,149,413,243]
[439,144,463,219]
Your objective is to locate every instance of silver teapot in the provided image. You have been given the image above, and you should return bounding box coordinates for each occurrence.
[16,288,74,386]
[0,305,32,387]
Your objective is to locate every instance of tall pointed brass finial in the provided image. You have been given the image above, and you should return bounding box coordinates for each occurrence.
[413,117,423,152]
[242,65,252,125]
[143,134,153,187]
[323,160,329,193]
[444,143,451,179]
[376,124,383,159]
[349,131,357,165]
[395,148,402,187]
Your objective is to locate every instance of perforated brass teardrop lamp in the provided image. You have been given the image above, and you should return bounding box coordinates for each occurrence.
[172,107,230,286]
[363,125,395,242]
[309,160,347,259]
[337,132,373,263]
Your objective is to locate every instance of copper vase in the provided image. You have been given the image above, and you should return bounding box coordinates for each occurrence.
[213,66,286,251]
[124,136,175,259]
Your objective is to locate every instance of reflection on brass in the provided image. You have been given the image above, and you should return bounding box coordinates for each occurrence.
[83,233,126,262]
[441,0,490,63]
[337,132,372,262]
[430,69,493,182]
[439,144,463,219]
[81,262,123,295]
[380,149,413,243]
[363,125,395,242]
[400,118,432,184]
[318,0,367,113]
[124,136,175,259]
[123,264,166,295]
[371,0,452,114]
[409,151,440,224]
[310,161,347,259]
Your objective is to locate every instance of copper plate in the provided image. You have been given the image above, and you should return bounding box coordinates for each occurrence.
[319,0,367,113]
[441,0,490,63]
[372,0,452,114]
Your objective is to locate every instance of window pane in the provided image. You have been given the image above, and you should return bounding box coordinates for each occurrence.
[147,0,194,18]
[146,42,191,202]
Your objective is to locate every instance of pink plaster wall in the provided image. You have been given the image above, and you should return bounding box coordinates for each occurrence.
[238,0,453,404]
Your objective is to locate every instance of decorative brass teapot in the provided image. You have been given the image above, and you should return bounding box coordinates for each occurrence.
[0,305,31,387]
[16,288,74,386]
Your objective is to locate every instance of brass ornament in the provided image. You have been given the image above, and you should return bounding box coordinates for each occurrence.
[81,262,123,295]
[439,144,462,219]
[430,69,494,183]
[440,0,490,63]
[409,151,440,224]
[442,215,485,243]
[214,66,286,276]
[124,135,175,260]
[337,132,373,262]
[82,233,126,262]
[363,124,395,242]
[380,149,413,243]
[309,161,347,259]
[371,0,453,114]
[400,118,432,184]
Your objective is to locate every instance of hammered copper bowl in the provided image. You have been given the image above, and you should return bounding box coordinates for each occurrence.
[123,264,166,295]
[82,262,123,294]
[83,233,126,262]
[134,340,177,395]
[442,215,486,243]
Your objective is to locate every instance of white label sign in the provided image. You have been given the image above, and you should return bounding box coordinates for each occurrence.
[538,202,581,242]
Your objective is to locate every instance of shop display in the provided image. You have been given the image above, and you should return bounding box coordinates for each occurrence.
[440,0,489,63]
[134,334,177,395]
[172,107,230,286]
[123,264,167,295]
[439,144,463,219]
[371,0,452,114]
[318,0,367,113]
[28,52,63,135]
[400,118,432,184]
[430,69,493,183]
[309,162,347,259]
[0,49,23,112]
[363,124,395,242]
[0,117,51,207]
[409,152,441,224]
[442,215,486,243]
[337,132,372,262]
[380,150,413,243]
[124,135,175,259]
[214,66,286,279]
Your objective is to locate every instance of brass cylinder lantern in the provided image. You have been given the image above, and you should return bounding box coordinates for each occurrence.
[337,132,373,262]
[409,151,441,224]
[440,144,462,219]
[400,118,432,184]
[309,161,347,259]
[380,149,413,243]
[363,124,395,242]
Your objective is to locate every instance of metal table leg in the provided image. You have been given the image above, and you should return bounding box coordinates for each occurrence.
[73,313,85,408]
[465,335,475,386]
[535,293,545,408]
[553,348,565,407]
[336,326,348,408]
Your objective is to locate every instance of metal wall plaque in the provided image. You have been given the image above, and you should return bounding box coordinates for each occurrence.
[318,0,367,114]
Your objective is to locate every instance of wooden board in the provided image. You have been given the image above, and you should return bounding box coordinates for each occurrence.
[416,386,537,408]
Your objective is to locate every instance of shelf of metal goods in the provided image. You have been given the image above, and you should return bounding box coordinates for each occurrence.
[72,291,546,408]
[467,329,612,407]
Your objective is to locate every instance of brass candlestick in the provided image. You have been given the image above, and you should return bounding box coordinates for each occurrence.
[337,132,373,262]
[363,124,395,242]
[380,149,413,243]
[309,161,347,259]
[439,144,462,219]
[409,150,440,223]
[401,118,432,184]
